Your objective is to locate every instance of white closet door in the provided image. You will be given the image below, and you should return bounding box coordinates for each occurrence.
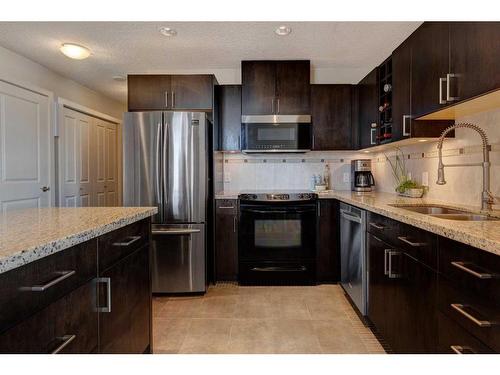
[59,108,92,207]
[92,118,118,207]
[0,81,51,212]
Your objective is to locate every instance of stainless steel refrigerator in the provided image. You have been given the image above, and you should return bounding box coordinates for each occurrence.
[123,111,208,293]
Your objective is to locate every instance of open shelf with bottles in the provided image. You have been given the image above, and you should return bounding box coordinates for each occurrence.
[378,56,393,144]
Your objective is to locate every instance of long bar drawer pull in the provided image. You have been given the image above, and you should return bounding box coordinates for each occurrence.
[451,261,498,279]
[112,235,141,247]
[152,229,201,235]
[251,266,307,272]
[51,334,76,354]
[218,206,235,209]
[369,222,385,230]
[451,303,493,328]
[398,236,427,247]
[450,345,476,354]
[21,270,76,292]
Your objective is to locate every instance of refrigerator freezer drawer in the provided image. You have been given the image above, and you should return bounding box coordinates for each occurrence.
[151,223,206,293]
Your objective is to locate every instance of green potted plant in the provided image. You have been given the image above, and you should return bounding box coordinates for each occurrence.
[384,147,425,198]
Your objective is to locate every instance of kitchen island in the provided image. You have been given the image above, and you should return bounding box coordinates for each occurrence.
[0,206,157,354]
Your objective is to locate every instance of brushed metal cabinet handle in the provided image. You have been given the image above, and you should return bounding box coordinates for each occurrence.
[388,250,402,278]
[21,270,76,292]
[446,73,460,102]
[450,345,476,354]
[384,249,390,276]
[165,91,169,108]
[277,98,280,114]
[218,206,235,209]
[152,229,201,235]
[398,236,427,247]
[96,277,111,313]
[172,91,175,108]
[451,261,498,279]
[369,222,385,230]
[112,235,141,247]
[450,303,492,328]
[271,97,275,114]
[402,115,411,137]
[370,128,377,145]
[51,334,76,354]
[439,77,447,104]
[233,216,237,233]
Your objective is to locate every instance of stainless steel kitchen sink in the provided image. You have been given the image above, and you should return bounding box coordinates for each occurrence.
[389,204,500,221]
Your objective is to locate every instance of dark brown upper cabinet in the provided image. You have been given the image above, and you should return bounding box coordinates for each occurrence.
[217,85,242,151]
[311,85,354,150]
[128,74,216,111]
[391,41,412,142]
[449,22,500,101]
[410,22,451,117]
[241,60,310,115]
[357,68,378,149]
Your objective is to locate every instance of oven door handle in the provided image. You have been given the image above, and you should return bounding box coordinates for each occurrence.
[241,208,316,215]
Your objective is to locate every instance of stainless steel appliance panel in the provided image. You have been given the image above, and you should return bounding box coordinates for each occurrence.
[151,223,206,293]
[123,111,163,223]
[340,203,367,315]
[162,112,207,223]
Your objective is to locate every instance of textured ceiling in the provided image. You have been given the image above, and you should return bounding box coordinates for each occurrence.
[0,22,422,104]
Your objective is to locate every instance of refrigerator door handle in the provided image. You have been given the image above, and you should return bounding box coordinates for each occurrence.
[162,117,169,212]
[155,122,163,222]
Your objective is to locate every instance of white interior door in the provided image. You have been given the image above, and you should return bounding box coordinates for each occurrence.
[104,121,118,206]
[0,81,51,212]
[59,108,92,207]
[93,118,107,206]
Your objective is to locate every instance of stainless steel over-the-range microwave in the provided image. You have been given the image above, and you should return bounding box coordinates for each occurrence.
[241,115,312,153]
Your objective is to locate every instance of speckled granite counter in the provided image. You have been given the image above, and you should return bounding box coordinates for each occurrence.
[0,207,157,274]
[215,190,500,256]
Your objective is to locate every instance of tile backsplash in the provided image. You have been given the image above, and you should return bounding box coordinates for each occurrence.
[219,108,499,208]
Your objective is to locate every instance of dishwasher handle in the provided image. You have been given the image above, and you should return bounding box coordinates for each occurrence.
[340,209,362,224]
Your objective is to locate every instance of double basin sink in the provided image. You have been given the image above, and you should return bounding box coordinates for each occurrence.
[390,205,500,221]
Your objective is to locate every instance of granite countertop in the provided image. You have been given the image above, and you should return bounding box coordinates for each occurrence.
[0,206,157,275]
[215,190,500,256]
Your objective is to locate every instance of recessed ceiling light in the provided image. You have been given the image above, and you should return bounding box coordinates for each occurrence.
[112,75,127,82]
[60,43,91,60]
[418,139,428,142]
[159,27,177,37]
[275,25,292,36]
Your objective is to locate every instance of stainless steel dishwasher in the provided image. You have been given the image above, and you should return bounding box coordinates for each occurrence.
[339,202,367,315]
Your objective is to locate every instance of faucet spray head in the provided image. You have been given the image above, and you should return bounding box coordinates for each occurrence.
[436,164,446,185]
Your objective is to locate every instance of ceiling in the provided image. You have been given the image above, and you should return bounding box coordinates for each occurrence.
[0,22,422,104]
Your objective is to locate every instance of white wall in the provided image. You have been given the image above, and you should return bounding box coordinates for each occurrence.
[372,108,500,208]
[0,45,125,119]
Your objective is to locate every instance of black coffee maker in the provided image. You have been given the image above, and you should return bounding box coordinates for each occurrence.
[351,160,375,192]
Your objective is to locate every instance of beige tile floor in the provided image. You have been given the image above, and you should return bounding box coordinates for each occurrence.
[152,284,385,354]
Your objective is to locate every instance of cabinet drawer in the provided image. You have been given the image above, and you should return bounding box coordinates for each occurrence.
[0,281,98,353]
[216,199,238,216]
[366,211,399,243]
[437,312,494,354]
[0,239,97,333]
[396,222,437,270]
[438,278,500,352]
[98,219,150,273]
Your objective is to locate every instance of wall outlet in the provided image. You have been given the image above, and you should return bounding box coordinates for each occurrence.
[407,172,412,181]
[343,172,350,183]
[224,172,231,183]
[422,171,429,187]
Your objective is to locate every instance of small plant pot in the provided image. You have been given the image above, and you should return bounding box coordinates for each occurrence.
[398,188,424,198]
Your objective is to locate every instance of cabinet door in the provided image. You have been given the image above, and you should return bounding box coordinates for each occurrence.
[0,282,98,354]
[99,246,150,353]
[316,200,339,282]
[215,200,238,281]
[311,85,353,150]
[357,69,378,149]
[411,22,450,117]
[391,40,412,141]
[241,61,276,115]
[171,75,214,110]
[218,85,242,151]
[450,22,500,101]
[127,75,171,111]
[275,61,310,115]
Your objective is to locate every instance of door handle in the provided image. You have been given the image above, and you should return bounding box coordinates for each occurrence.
[112,235,141,247]
[397,236,427,247]
[451,261,498,279]
[446,73,460,102]
[21,270,76,292]
[152,229,201,235]
[51,334,76,354]
[250,266,307,272]
[439,77,447,104]
[95,277,111,313]
[41,186,50,192]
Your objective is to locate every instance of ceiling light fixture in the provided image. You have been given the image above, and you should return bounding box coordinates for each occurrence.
[159,27,177,37]
[60,43,91,60]
[275,25,292,36]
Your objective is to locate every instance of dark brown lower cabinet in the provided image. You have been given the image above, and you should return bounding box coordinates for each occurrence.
[99,245,151,354]
[316,200,339,282]
[215,199,239,281]
[0,282,98,354]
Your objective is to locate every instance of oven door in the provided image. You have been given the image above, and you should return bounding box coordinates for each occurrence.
[241,115,311,153]
[239,202,317,261]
